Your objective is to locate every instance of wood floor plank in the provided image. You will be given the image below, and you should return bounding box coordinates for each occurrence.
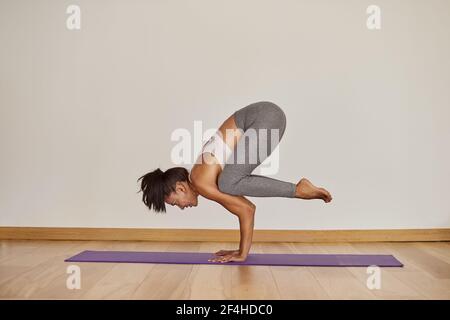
[228,243,281,300]
[0,240,40,261]
[353,243,450,300]
[76,241,170,299]
[257,242,330,299]
[184,242,234,299]
[33,241,167,299]
[2,240,158,299]
[1,240,449,299]
[295,243,377,300]
[0,240,86,289]
[415,242,450,264]
[131,242,201,299]
[339,243,425,300]
[0,241,114,299]
[379,242,450,279]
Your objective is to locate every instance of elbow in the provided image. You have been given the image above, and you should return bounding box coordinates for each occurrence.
[244,203,256,216]
[239,204,255,225]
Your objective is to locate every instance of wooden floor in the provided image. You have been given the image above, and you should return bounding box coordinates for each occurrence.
[0,240,449,299]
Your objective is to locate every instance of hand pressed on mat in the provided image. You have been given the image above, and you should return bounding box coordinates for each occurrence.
[214,249,240,256]
[208,252,247,263]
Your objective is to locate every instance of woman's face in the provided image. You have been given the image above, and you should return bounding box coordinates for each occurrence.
[164,181,198,210]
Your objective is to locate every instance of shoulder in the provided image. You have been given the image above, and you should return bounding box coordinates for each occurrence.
[190,162,220,196]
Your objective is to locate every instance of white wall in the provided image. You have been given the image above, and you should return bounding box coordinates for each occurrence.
[1,0,449,230]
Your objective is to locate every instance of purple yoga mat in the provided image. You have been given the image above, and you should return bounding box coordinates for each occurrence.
[65,250,403,267]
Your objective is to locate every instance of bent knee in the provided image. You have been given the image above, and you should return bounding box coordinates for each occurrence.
[261,102,286,132]
[260,101,285,117]
[218,173,239,195]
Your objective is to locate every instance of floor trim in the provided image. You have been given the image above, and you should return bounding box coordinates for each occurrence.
[1,227,449,242]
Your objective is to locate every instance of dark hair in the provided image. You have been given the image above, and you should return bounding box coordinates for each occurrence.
[137,167,190,213]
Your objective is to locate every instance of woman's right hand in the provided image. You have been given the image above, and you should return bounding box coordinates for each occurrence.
[214,249,240,256]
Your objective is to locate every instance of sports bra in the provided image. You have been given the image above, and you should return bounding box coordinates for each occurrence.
[201,131,233,169]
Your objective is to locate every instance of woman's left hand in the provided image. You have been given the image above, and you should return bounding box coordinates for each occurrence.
[208,253,247,263]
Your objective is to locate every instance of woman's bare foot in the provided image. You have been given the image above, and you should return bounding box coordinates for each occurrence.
[295,178,332,203]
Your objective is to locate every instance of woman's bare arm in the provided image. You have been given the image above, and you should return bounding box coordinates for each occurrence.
[201,185,255,259]
[193,174,256,260]
[191,153,255,260]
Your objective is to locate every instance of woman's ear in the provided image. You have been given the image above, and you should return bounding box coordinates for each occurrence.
[175,181,186,193]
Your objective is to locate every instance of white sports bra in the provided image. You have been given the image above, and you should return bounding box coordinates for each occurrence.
[201,131,233,169]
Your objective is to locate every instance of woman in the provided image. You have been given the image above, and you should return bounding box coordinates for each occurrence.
[138,101,332,263]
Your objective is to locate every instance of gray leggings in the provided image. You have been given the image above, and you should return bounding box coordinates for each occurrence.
[217,101,297,198]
